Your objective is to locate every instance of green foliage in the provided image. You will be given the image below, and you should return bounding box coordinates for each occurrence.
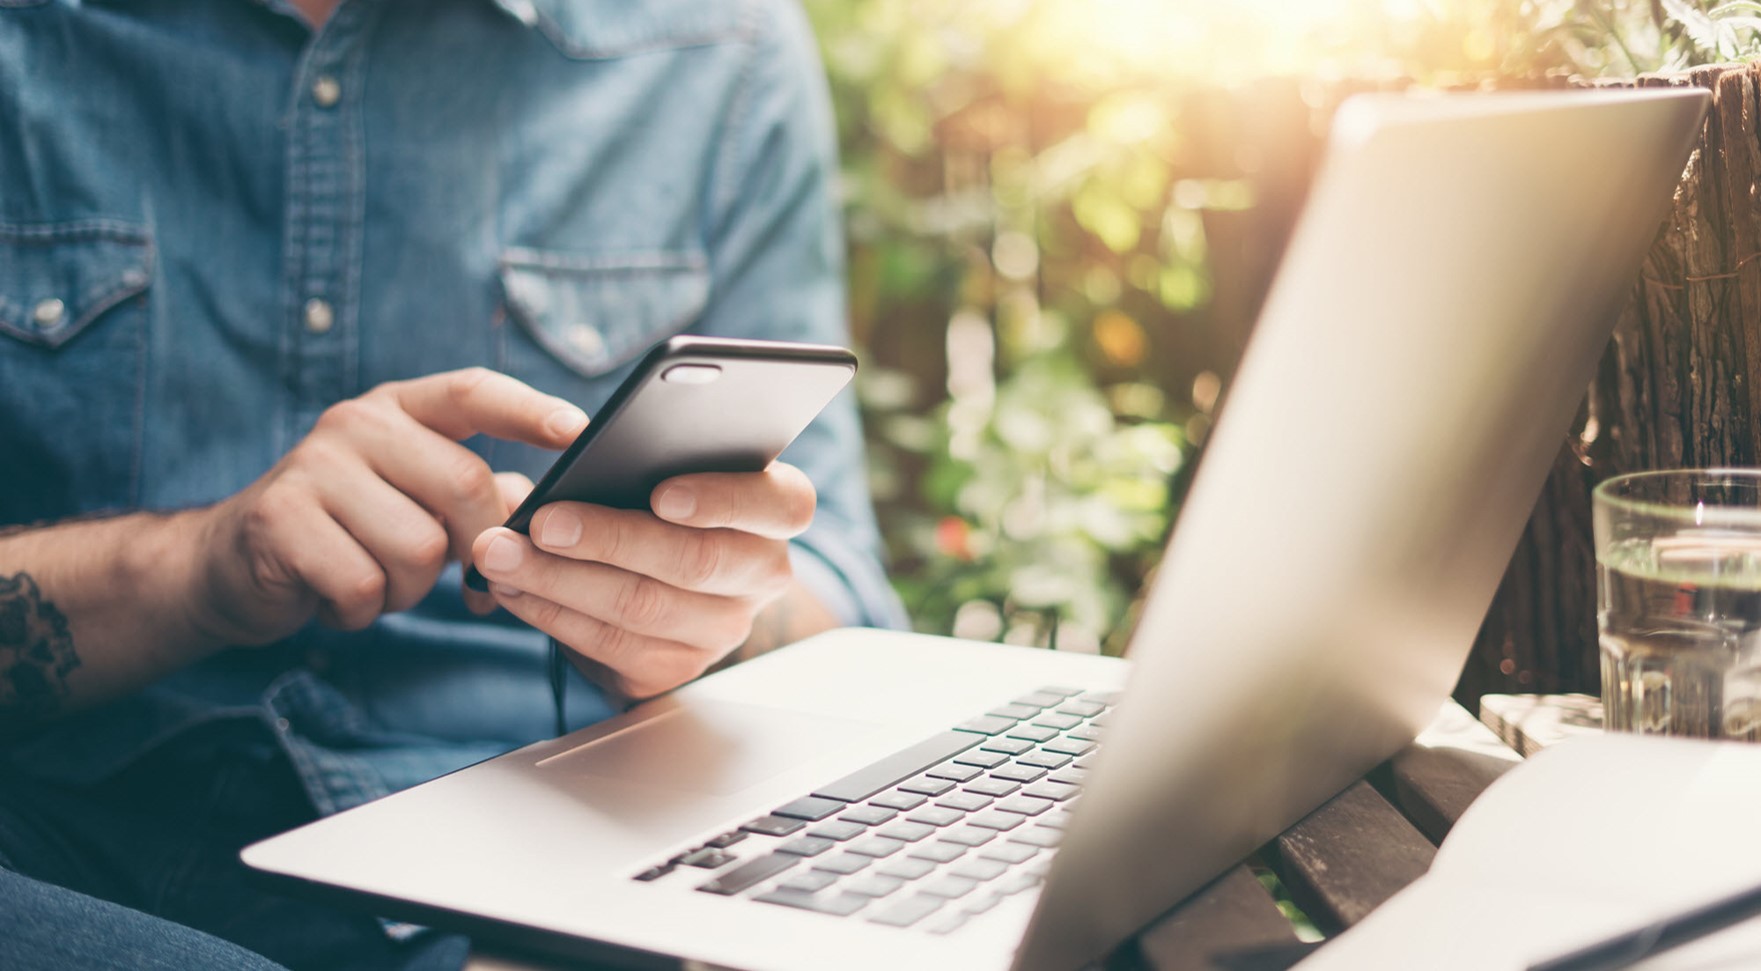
[804,0,1761,652]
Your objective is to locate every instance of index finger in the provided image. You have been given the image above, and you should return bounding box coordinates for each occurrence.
[379,368,587,448]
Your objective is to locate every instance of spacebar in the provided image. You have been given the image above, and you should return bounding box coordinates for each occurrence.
[811,731,982,803]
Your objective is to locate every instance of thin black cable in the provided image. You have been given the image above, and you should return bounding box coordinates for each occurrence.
[548,636,567,737]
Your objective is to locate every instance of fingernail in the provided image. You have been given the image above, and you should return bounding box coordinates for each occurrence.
[655,485,696,520]
[544,407,588,440]
[539,507,582,548]
[489,582,521,599]
[483,534,523,573]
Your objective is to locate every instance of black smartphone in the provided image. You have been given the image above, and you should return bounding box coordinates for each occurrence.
[463,335,858,591]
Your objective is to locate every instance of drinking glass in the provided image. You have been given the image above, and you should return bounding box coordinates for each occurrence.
[1595,469,1761,739]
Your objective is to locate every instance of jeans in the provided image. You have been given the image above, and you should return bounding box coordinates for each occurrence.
[0,724,468,971]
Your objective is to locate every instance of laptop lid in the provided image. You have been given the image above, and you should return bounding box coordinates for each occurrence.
[1015,87,1709,971]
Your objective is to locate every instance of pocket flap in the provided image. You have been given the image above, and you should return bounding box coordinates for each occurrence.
[499,248,709,377]
[0,221,153,350]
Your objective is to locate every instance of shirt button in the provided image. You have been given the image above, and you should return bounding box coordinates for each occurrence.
[312,75,342,108]
[32,298,65,329]
[274,717,291,733]
[304,298,335,334]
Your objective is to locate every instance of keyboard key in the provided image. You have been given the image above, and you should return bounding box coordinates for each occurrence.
[1007,827,1063,848]
[992,764,1047,784]
[704,830,748,849]
[812,731,982,803]
[1039,686,1083,697]
[808,820,868,841]
[966,811,1023,832]
[955,715,1019,736]
[979,842,1039,864]
[772,796,848,821]
[1050,768,1088,786]
[1075,756,1097,770]
[838,806,897,826]
[938,826,997,847]
[740,815,806,837]
[979,737,1033,756]
[843,874,905,898]
[963,890,1005,914]
[1041,738,1095,757]
[1058,701,1107,718]
[995,796,1051,816]
[925,912,968,935]
[1023,781,1081,802]
[953,749,1010,769]
[949,858,1008,881]
[996,871,1043,895]
[877,857,937,880]
[870,791,927,811]
[777,869,840,893]
[633,866,670,881]
[918,875,979,899]
[678,847,738,868]
[1017,751,1071,770]
[1036,811,1072,830]
[1079,690,1120,705]
[1068,726,1104,742]
[696,853,798,895]
[812,853,873,876]
[1013,691,1066,709]
[906,806,965,827]
[925,762,983,783]
[754,888,870,917]
[776,837,837,857]
[866,893,944,928]
[964,777,1020,798]
[877,821,935,842]
[1088,715,1111,729]
[847,837,906,859]
[898,776,955,797]
[1006,724,1059,743]
[1030,714,1081,731]
[907,841,967,863]
[987,703,1042,721]
[935,791,991,813]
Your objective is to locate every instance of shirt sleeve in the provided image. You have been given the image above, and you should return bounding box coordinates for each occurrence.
[694,0,907,631]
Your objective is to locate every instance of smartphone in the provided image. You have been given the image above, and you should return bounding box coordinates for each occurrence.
[464,335,858,591]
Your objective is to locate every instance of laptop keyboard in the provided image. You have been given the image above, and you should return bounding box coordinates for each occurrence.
[629,685,1113,934]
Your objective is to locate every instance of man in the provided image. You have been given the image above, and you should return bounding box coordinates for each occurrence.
[0,0,902,967]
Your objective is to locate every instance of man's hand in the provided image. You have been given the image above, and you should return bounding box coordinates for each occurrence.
[190,368,586,647]
[468,464,816,700]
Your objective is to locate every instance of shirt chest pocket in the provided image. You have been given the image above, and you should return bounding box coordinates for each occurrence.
[497,248,710,385]
[0,222,153,523]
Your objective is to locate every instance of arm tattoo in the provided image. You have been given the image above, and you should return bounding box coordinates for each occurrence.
[0,572,80,724]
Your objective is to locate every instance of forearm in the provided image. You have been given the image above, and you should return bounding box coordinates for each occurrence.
[0,510,222,735]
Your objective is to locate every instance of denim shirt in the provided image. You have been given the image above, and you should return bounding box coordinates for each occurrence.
[0,0,905,815]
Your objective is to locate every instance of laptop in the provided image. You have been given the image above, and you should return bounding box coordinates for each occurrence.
[241,88,1709,971]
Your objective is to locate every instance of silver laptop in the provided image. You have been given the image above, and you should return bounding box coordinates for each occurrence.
[241,88,1708,971]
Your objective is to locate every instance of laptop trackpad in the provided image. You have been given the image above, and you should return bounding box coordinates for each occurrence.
[539,701,879,796]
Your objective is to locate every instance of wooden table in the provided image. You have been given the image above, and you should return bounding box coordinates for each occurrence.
[1118,699,1536,971]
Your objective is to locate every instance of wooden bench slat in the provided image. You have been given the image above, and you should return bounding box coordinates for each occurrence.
[1123,864,1300,971]
[1262,780,1435,935]
[1374,742,1515,844]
